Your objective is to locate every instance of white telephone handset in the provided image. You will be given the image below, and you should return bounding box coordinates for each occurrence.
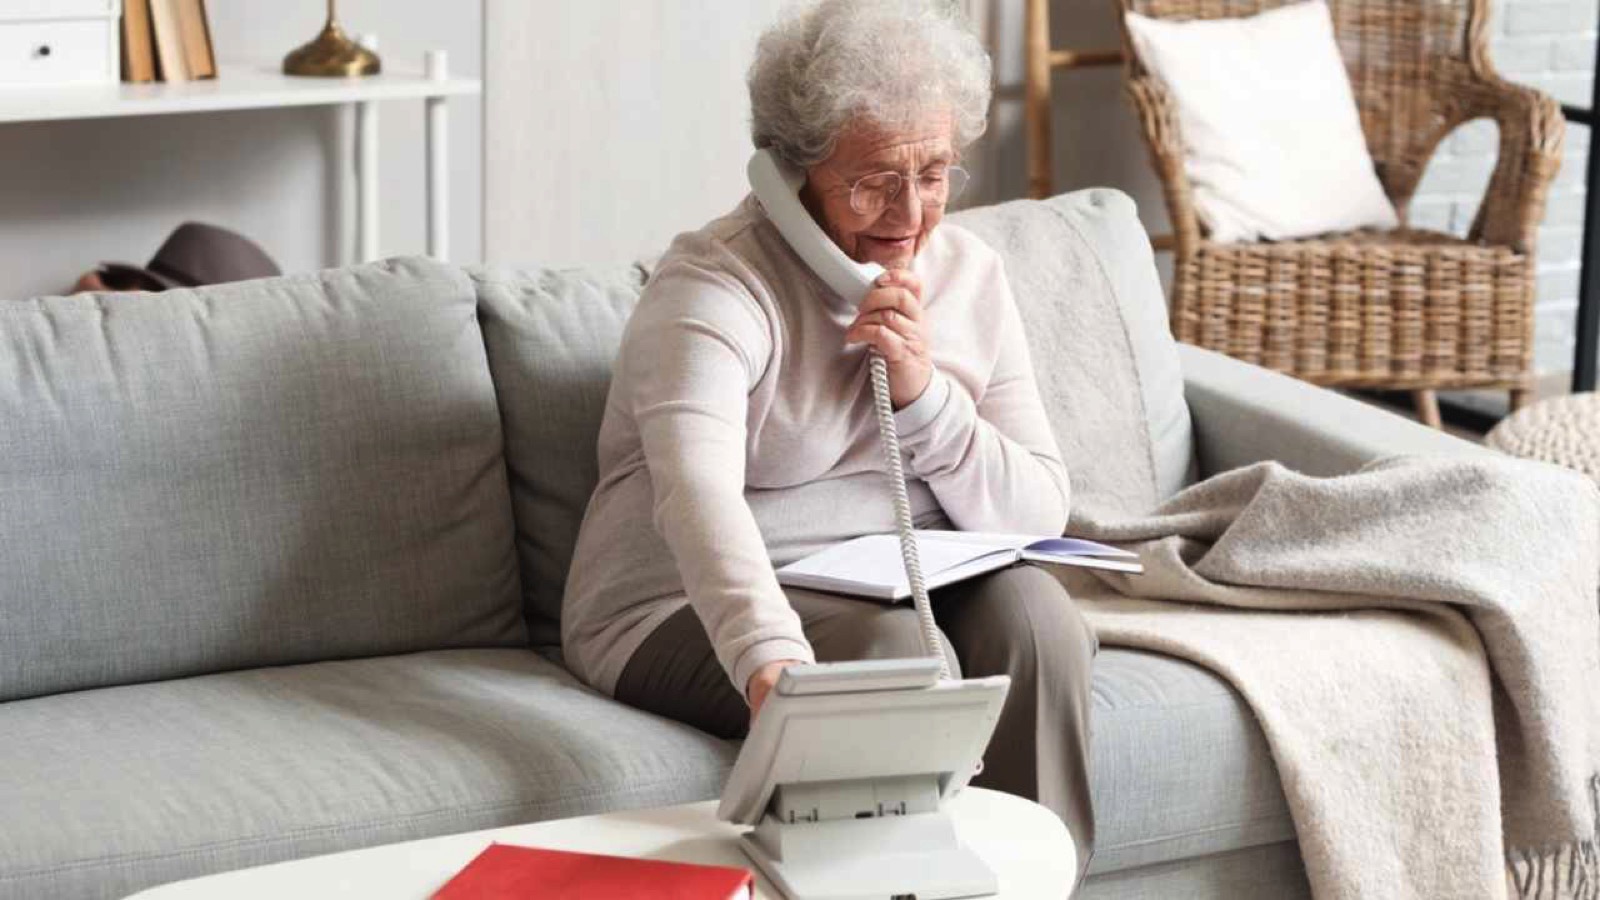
[746,148,948,681]
[746,149,886,306]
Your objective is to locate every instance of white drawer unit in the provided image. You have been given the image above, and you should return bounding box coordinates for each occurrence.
[0,0,118,87]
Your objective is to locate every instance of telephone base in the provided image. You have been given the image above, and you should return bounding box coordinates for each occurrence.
[739,807,997,900]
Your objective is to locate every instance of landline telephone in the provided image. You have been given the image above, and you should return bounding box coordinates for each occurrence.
[715,150,1013,900]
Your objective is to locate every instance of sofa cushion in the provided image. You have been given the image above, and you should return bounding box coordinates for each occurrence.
[951,189,1195,516]
[0,648,737,900]
[0,258,525,702]
[1088,648,1295,874]
[472,264,649,645]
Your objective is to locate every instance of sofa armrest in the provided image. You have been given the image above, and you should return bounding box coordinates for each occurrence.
[1180,344,1493,479]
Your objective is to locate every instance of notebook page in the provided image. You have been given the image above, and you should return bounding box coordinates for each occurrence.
[780,534,1003,590]
[1022,537,1139,559]
[915,530,1032,551]
[919,530,1136,559]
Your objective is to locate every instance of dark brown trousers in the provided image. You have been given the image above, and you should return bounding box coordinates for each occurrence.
[615,564,1098,886]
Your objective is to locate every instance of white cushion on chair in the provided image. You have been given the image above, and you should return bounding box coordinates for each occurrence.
[1125,0,1399,243]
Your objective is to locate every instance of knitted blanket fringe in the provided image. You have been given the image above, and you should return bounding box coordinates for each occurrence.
[1511,774,1600,900]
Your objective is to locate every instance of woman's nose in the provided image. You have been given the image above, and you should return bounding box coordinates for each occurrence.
[884,179,922,228]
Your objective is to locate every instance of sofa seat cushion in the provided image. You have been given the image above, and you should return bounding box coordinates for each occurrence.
[0,649,736,900]
[1088,648,1296,874]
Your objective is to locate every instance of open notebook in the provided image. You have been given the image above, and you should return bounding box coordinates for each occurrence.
[776,530,1141,602]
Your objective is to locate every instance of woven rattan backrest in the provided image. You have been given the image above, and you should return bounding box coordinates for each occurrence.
[1118,0,1489,202]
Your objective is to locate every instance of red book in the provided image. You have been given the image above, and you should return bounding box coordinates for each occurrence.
[432,843,754,899]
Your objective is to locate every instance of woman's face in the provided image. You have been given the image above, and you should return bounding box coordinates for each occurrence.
[801,112,956,271]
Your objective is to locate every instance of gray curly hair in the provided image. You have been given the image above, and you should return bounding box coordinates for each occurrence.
[747,0,993,167]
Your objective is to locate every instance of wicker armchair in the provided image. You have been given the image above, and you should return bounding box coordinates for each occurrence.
[1114,0,1566,427]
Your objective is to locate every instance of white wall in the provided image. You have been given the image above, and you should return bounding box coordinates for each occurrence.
[483,0,785,268]
[0,0,482,300]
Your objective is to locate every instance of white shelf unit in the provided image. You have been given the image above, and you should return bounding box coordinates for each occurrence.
[0,58,481,262]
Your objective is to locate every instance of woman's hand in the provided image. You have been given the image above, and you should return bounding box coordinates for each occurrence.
[746,658,806,724]
[845,269,932,410]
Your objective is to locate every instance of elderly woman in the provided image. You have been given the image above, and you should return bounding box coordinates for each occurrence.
[561,0,1096,880]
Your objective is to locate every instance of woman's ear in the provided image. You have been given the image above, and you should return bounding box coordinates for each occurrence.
[799,168,827,222]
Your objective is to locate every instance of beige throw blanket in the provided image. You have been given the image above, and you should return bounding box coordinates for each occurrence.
[1063,455,1600,899]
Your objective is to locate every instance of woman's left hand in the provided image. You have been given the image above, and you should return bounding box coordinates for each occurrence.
[845,268,932,410]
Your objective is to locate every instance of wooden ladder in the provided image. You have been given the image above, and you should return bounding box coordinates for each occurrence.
[1023,0,1175,252]
[1023,0,1122,200]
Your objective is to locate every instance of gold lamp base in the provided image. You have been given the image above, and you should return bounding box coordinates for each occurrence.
[283,19,380,78]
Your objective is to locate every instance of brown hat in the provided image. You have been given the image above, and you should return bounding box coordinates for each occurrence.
[95,222,281,292]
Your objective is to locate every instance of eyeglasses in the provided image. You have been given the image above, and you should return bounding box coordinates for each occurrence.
[846,165,971,216]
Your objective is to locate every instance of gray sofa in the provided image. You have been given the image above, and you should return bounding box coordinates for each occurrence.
[0,190,1480,900]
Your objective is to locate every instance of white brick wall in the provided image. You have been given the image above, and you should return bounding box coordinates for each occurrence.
[1411,0,1596,374]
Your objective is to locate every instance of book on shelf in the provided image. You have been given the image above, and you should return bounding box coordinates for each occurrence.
[121,0,155,83]
[130,0,215,83]
[147,0,188,82]
[173,0,216,79]
[431,843,753,900]
[776,529,1142,602]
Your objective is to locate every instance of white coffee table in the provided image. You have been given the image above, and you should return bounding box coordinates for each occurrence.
[126,787,1074,899]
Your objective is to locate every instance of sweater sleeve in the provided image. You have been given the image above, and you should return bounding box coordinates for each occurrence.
[892,261,1071,535]
[620,258,815,699]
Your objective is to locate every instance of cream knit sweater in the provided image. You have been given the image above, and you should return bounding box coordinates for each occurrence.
[561,196,1070,696]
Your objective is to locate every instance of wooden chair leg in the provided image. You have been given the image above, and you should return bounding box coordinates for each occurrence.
[1413,390,1442,429]
[1023,0,1054,200]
